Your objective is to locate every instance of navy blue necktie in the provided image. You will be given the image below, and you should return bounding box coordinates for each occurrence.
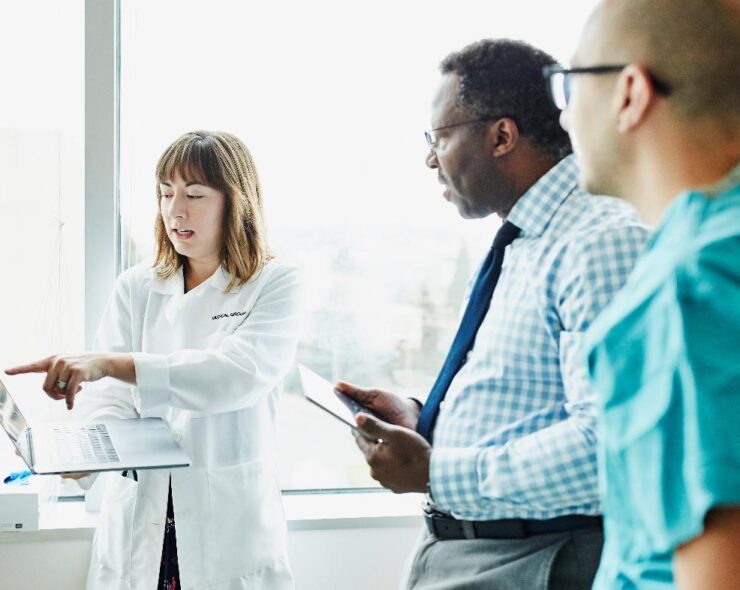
[416,221,521,443]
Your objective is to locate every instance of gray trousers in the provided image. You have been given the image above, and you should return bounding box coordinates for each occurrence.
[402,525,603,590]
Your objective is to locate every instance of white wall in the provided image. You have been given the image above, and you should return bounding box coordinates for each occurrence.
[289,524,420,590]
[0,532,92,590]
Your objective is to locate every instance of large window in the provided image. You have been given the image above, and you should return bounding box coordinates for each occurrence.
[118,1,596,491]
[0,2,84,468]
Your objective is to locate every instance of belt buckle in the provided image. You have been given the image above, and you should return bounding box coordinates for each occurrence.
[424,513,434,536]
[425,512,479,540]
[424,511,461,540]
[424,513,444,538]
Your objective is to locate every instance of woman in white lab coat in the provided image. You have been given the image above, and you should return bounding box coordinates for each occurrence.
[6,130,302,589]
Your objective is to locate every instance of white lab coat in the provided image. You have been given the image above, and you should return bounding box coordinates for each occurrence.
[76,259,303,590]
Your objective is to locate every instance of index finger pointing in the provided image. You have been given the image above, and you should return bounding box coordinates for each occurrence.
[5,358,53,375]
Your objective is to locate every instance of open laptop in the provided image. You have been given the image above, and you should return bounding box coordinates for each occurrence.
[0,377,190,475]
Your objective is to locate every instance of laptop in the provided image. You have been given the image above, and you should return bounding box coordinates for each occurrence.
[0,377,190,475]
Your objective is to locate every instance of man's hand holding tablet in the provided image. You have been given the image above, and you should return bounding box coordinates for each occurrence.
[298,365,420,431]
[333,382,420,431]
[298,365,430,493]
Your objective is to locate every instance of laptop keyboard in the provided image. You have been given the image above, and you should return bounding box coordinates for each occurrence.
[51,424,120,465]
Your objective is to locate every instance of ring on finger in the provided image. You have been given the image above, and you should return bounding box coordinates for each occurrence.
[56,379,68,391]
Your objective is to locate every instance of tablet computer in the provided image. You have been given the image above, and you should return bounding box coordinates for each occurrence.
[298,364,381,427]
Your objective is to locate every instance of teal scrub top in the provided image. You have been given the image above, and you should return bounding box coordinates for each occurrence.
[585,164,740,590]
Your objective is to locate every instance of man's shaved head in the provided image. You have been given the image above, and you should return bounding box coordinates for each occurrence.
[587,0,740,122]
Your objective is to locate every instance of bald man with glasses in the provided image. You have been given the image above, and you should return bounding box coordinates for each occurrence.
[545,0,740,588]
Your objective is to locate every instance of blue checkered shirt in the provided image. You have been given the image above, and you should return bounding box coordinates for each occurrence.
[428,155,649,520]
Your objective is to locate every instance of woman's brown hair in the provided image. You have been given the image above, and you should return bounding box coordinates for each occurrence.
[153,130,272,291]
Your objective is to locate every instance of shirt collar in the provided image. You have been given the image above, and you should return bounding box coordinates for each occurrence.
[704,160,740,197]
[149,265,241,295]
[506,154,579,237]
[640,160,740,256]
[209,266,241,293]
[149,266,183,295]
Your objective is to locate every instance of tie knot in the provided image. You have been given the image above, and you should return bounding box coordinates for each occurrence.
[492,221,521,250]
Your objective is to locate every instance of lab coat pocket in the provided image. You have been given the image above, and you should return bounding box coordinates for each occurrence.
[207,460,289,584]
[92,473,139,582]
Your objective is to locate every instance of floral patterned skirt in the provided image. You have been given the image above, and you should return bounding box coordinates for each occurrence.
[158,480,180,590]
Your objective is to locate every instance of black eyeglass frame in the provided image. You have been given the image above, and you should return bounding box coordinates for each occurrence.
[424,114,515,152]
[542,64,672,110]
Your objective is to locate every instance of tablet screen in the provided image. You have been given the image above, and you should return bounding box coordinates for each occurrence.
[298,364,371,428]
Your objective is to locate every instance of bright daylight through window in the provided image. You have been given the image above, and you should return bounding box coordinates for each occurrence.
[0,0,596,492]
[0,1,84,468]
[118,0,597,491]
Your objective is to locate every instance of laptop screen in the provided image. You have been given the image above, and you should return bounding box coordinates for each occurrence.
[0,378,32,465]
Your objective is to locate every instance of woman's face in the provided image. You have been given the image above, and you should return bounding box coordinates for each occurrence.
[159,172,226,266]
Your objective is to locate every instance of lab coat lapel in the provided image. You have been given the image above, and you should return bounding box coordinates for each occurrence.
[148,269,185,326]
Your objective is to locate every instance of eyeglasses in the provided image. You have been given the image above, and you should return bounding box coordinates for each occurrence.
[424,115,513,152]
[542,64,672,110]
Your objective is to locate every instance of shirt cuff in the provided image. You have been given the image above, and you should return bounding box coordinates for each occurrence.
[132,352,171,413]
[429,446,481,514]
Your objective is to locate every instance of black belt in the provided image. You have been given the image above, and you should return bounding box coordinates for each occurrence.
[424,509,602,540]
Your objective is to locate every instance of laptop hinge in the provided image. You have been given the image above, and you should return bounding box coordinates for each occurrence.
[25,427,35,469]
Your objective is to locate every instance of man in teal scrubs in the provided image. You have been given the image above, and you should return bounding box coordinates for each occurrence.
[543,0,740,588]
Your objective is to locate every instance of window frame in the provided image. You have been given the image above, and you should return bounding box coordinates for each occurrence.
[84,0,121,348]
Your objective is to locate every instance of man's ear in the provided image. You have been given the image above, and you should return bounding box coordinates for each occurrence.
[614,64,657,133]
[487,117,519,157]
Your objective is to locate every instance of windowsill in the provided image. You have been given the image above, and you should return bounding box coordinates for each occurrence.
[0,491,424,543]
[285,490,423,531]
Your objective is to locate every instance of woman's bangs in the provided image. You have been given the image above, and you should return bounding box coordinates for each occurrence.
[156,140,211,188]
